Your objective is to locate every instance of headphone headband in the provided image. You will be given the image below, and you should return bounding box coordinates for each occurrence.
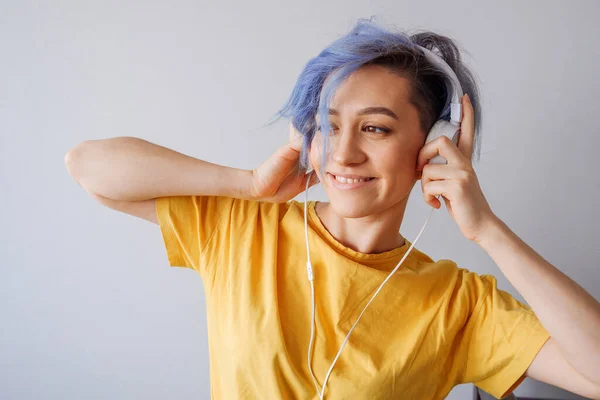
[415,45,463,124]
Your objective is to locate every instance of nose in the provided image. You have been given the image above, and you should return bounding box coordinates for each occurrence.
[330,126,366,166]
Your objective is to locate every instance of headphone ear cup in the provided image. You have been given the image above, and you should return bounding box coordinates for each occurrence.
[423,120,460,165]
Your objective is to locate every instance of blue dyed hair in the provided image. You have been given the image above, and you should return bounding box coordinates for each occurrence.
[266,16,483,178]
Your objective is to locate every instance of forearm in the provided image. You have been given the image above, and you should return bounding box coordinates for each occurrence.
[65,136,253,201]
[475,215,600,385]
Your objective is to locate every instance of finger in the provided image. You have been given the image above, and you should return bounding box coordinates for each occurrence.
[422,180,450,209]
[298,171,320,191]
[288,122,304,152]
[279,171,319,201]
[416,135,464,172]
[457,94,474,161]
[420,164,461,205]
[255,143,301,187]
[421,163,463,181]
[420,173,440,208]
[421,166,437,207]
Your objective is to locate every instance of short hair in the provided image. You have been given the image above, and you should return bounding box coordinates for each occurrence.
[268,16,483,176]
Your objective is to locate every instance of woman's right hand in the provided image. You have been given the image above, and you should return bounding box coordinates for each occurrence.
[250,122,320,203]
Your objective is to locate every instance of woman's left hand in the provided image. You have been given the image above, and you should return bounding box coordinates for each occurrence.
[415,94,496,243]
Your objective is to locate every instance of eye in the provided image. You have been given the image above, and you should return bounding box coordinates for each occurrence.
[363,125,391,134]
[315,124,391,134]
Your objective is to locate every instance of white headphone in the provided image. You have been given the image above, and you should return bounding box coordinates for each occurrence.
[302,45,465,399]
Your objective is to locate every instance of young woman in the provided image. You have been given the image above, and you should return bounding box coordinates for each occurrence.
[66,18,600,400]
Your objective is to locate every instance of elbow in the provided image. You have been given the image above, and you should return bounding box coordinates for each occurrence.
[64,144,82,168]
[65,146,80,180]
[64,141,91,182]
[63,138,114,179]
[64,136,141,194]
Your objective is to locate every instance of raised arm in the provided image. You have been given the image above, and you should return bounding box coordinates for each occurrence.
[64,136,253,202]
[64,126,319,223]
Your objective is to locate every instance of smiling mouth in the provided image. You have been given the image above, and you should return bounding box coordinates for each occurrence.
[329,173,375,183]
[327,173,377,191]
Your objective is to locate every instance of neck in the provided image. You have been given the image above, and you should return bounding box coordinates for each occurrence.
[314,201,407,255]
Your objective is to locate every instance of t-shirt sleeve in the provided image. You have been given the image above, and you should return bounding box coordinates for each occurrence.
[455,270,551,399]
[155,195,237,277]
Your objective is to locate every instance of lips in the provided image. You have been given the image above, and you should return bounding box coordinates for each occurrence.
[327,173,377,190]
[331,174,374,183]
[328,172,374,181]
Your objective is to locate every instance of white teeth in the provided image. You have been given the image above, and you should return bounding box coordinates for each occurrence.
[334,175,371,183]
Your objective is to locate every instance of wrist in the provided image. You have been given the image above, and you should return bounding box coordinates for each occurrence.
[473,213,504,248]
[227,168,256,200]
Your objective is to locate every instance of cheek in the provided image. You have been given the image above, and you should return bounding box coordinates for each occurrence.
[377,146,418,177]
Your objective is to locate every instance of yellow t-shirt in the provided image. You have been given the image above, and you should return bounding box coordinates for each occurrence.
[156,195,551,400]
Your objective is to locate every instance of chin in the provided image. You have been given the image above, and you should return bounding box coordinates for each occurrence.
[328,195,379,219]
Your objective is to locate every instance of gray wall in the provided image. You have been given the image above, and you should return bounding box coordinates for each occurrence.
[1,1,598,399]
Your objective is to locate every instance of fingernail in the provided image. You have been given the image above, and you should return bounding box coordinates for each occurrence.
[465,94,470,103]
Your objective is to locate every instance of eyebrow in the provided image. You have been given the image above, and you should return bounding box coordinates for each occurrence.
[328,106,399,120]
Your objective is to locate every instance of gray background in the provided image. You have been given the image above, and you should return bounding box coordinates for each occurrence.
[1,0,599,399]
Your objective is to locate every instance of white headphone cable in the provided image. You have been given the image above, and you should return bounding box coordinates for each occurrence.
[303,172,321,397]
[303,171,440,399]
